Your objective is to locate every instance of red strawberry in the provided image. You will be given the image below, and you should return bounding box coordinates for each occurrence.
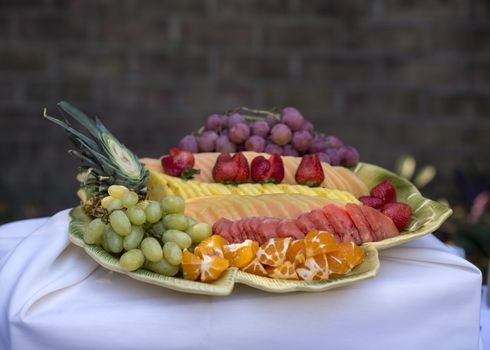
[359,195,384,209]
[370,178,397,204]
[212,153,236,183]
[295,154,325,187]
[382,202,412,231]
[269,153,285,183]
[169,147,194,168]
[251,156,271,183]
[161,147,198,178]
[233,152,250,183]
[250,154,285,183]
[212,152,249,183]
[161,156,182,177]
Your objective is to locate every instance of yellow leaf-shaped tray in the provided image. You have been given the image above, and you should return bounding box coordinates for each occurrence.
[68,162,451,296]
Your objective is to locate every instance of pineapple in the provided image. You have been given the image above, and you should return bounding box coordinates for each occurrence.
[44,101,148,216]
[147,170,360,205]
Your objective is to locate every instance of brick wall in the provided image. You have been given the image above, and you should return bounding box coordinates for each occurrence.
[0,0,489,221]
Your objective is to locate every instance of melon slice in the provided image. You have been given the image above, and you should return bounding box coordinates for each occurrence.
[184,193,350,225]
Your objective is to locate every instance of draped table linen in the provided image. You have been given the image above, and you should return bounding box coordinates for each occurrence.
[0,210,483,350]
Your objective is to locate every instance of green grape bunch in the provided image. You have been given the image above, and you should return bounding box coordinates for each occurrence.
[83,185,212,276]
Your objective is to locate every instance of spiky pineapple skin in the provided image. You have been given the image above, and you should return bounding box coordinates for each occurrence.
[44,101,149,217]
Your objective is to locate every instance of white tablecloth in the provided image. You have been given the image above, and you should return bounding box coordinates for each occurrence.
[0,210,483,350]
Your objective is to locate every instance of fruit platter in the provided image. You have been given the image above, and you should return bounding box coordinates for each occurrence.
[46,102,452,296]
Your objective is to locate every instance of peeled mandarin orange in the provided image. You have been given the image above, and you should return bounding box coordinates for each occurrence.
[266,261,299,280]
[223,240,258,268]
[337,242,365,268]
[296,254,329,281]
[194,235,229,258]
[304,230,339,257]
[326,254,351,275]
[285,239,306,266]
[294,252,306,267]
[241,257,268,277]
[257,237,292,267]
[250,240,259,255]
[182,249,202,281]
[327,242,365,276]
[200,254,230,282]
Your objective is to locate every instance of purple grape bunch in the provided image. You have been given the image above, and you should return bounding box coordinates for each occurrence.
[177,107,360,167]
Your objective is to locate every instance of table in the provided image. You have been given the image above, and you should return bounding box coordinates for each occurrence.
[0,210,483,350]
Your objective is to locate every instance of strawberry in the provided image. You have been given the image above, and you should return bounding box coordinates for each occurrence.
[169,147,194,168]
[382,202,412,231]
[295,154,325,187]
[370,178,396,204]
[251,156,271,183]
[269,153,285,183]
[359,195,384,209]
[212,153,236,183]
[234,152,250,183]
[212,152,249,183]
[250,154,285,183]
[161,156,183,177]
[161,147,199,179]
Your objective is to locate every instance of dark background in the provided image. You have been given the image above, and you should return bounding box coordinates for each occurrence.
[1,0,489,222]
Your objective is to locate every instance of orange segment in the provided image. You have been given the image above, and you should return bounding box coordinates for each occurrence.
[194,235,229,258]
[266,261,299,280]
[257,237,292,267]
[296,254,329,281]
[241,257,268,277]
[337,242,365,268]
[250,240,259,255]
[182,249,202,281]
[285,239,306,267]
[327,242,365,276]
[304,230,339,257]
[327,254,351,275]
[223,240,259,268]
[200,254,230,282]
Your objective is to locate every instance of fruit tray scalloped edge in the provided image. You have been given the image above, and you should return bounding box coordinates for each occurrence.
[68,162,451,296]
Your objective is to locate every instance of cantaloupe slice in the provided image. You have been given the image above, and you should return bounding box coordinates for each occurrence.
[184,193,356,225]
[141,152,368,197]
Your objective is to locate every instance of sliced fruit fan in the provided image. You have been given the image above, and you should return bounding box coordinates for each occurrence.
[46,102,451,295]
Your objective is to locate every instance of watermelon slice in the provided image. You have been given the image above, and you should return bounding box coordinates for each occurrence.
[295,213,318,234]
[277,219,305,240]
[212,203,400,245]
[345,204,374,243]
[258,218,281,243]
[360,205,399,240]
[306,209,337,238]
[322,204,361,244]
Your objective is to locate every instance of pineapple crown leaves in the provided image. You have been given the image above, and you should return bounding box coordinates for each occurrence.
[43,101,148,194]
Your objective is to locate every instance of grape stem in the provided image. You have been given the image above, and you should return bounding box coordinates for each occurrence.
[240,114,266,121]
[228,106,280,120]
[236,106,277,116]
[194,106,280,135]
